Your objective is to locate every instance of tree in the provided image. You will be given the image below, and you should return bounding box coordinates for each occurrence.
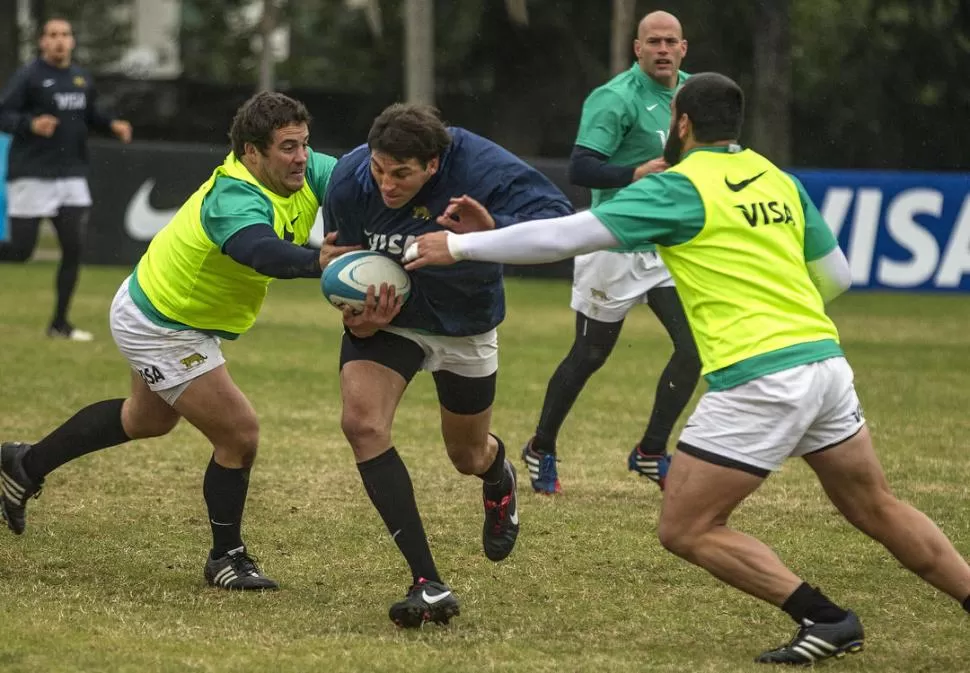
[749,0,792,164]
[0,0,18,83]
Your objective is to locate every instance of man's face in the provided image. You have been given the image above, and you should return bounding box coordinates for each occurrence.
[663,101,687,166]
[39,20,75,67]
[634,18,687,85]
[246,123,309,197]
[370,151,438,209]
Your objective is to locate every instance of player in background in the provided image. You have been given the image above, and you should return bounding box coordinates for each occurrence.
[522,11,700,495]
[0,17,132,341]
[403,73,970,665]
[323,103,574,627]
[1,92,352,591]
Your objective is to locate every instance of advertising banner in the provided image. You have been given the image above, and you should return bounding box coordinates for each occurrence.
[84,140,970,291]
[0,133,9,242]
[794,169,970,291]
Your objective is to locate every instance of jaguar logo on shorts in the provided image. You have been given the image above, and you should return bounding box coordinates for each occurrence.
[590,288,609,301]
[180,353,209,370]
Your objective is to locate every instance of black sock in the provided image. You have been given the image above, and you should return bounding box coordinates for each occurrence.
[22,399,131,481]
[782,582,849,624]
[478,434,508,498]
[640,287,701,454]
[357,447,441,585]
[203,456,251,558]
[534,313,623,454]
[49,206,87,328]
[962,595,970,614]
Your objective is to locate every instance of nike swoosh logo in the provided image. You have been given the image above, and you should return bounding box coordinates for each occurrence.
[125,179,326,246]
[646,103,658,111]
[509,506,519,526]
[125,179,180,241]
[724,170,767,192]
[422,590,452,605]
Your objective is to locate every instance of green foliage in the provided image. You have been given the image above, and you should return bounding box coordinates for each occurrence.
[179,0,258,84]
[38,0,131,70]
[31,0,970,168]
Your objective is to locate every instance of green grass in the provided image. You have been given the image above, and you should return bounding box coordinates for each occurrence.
[1,262,969,672]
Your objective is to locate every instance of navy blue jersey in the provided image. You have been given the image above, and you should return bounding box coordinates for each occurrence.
[0,59,115,179]
[324,127,574,336]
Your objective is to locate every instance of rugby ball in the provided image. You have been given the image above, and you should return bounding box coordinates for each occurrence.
[321,250,412,312]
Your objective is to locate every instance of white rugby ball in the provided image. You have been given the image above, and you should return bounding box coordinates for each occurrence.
[321,250,412,312]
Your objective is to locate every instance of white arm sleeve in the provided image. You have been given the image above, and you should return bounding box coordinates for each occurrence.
[807,246,852,303]
[447,211,620,264]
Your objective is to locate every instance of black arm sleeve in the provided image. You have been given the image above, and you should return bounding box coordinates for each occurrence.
[223,224,321,279]
[0,68,33,137]
[568,145,636,189]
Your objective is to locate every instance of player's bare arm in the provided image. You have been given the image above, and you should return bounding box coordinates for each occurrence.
[633,157,669,180]
[319,231,362,269]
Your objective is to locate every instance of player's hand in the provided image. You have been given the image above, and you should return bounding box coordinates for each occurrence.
[403,232,456,270]
[633,158,669,181]
[30,114,59,138]
[342,283,403,338]
[436,195,495,233]
[319,231,362,269]
[111,119,133,143]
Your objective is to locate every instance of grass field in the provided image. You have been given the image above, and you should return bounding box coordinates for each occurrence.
[1,262,969,673]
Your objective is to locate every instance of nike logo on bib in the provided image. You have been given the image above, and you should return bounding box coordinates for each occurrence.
[724,170,767,192]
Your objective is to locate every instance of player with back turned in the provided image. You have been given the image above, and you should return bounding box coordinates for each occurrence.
[404,72,970,665]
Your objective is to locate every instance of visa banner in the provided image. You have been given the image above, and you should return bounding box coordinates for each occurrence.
[0,133,8,242]
[793,170,970,291]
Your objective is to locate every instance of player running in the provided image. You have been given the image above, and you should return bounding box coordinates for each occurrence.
[403,73,970,664]
[1,92,351,591]
[323,102,573,627]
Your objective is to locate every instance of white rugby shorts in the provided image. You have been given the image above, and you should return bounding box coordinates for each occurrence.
[570,250,675,323]
[109,277,226,405]
[6,177,92,218]
[678,356,865,475]
[381,326,498,378]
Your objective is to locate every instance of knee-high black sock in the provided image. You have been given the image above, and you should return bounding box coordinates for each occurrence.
[50,207,88,328]
[533,313,623,454]
[22,399,131,481]
[203,456,251,558]
[639,287,702,454]
[0,217,41,262]
[358,448,441,584]
[782,582,849,624]
[477,434,508,498]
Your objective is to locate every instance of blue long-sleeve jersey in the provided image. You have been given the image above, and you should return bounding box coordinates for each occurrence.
[0,59,116,179]
[324,127,574,336]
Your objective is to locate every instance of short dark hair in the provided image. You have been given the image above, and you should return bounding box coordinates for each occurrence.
[367,103,452,165]
[40,17,72,38]
[674,72,744,143]
[229,91,311,159]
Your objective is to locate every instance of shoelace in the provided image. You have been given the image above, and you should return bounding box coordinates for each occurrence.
[484,494,512,533]
[227,551,261,576]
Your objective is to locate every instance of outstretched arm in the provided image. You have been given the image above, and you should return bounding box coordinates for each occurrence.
[404,211,618,269]
[807,247,851,303]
